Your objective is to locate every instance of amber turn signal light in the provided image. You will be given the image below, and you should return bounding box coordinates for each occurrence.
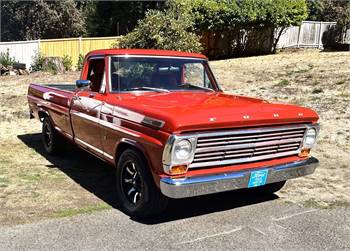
[299,148,311,158]
[169,165,188,175]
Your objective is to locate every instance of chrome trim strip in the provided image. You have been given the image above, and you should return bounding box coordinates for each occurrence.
[54,126,73,139]
[187,124,309,138]
[71,111,99,123]
[99,118,140,137]
[71,110,139,137]
[75,138,114,160]
[197,130,305,143]
[196,133,304,147]
[189,150,299,168]
[195,138,303,153]
[160,157,319,198]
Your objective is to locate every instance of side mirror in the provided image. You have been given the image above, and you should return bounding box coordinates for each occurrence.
[76,80,91,90]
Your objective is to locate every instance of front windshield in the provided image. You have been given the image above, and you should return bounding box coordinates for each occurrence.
[110,56,216,92]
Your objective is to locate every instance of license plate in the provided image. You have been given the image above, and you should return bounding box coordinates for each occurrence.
[248,169,268,188]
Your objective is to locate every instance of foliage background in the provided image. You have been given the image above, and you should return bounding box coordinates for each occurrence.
[1,0,349,58]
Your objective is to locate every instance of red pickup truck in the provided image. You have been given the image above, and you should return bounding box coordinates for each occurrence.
[28,49,320,217]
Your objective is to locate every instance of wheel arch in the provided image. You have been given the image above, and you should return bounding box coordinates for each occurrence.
[38,108,49,122]
[114,139,151,168]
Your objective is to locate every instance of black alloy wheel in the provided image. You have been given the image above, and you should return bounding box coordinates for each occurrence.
[116,148,168,218]
[42,117,62,154]
[121,160,143,205]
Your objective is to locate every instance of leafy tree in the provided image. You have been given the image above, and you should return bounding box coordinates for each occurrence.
[176,0,308,56]
[116,9,202,52]
[1,0,85,41]
[85,1,165,37]
[307,0,350,44]
[115,0,308,58]
[307,0,350,26]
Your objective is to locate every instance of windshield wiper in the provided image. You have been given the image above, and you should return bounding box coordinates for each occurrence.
[177,83,215,92]
[129,86,170,93]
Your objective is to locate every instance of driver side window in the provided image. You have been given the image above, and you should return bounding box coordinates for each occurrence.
[87,58,105,92]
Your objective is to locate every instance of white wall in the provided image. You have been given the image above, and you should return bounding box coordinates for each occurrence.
[0,40,39,69]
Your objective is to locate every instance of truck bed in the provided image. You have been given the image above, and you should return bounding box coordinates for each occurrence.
[28,83,76,138]
[43,83,76,92]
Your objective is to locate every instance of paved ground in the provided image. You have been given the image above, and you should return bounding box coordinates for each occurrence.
[0,192,349,251]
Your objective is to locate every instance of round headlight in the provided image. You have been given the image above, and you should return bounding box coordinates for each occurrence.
[174,139,192,160]
[304,128,317,147]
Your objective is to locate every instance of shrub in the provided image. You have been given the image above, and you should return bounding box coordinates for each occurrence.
[115,9,203,53]
[31,52,45,71]
[62,55,73,71]
[77,54,84,71]
[42,60,58,75]
[0,49,16,67]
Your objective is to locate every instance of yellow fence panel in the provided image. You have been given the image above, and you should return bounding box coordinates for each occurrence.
[40,38,80,66]
[40,36,120,68]
[81,37,118,56]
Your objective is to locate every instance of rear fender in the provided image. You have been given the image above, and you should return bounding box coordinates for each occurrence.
[37,107,50,122]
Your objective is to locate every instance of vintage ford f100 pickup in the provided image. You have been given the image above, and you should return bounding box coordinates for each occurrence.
[27,49,320,217]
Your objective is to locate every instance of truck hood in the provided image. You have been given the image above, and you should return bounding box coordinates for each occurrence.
[111,92,319,133]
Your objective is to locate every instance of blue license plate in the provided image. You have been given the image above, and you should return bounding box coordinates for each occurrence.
[248,169,269,188]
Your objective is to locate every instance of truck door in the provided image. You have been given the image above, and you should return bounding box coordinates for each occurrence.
[71,57,106,158]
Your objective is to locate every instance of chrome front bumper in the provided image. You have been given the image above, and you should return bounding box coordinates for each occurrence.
[160,157,319,199]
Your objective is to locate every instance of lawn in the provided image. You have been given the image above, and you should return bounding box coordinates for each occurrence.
[0,49,349,226]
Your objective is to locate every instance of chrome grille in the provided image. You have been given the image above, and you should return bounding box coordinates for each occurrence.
[189,125,306,168]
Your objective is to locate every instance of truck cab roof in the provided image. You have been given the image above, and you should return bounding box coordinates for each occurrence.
[85,49,208,60]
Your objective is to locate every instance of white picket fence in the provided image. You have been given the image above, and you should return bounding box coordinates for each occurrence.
[277,21,337,49]
[0,40,39,69]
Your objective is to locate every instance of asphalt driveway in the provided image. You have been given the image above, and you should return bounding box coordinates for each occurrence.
[0,192,349,251]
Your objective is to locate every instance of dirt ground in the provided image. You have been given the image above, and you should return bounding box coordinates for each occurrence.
[0,49,349,226]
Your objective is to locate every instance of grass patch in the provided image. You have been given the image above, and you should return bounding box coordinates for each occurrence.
[18,173,41,183]
[276,79,289,87]
[51,203,112,218]
[0,177,10,187]
[303,198,350,209]
[294,68,309,74]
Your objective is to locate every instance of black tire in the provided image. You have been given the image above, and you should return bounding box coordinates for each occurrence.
[42,117,62,155]
[116,148,168,218]
[253,181,287,194]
